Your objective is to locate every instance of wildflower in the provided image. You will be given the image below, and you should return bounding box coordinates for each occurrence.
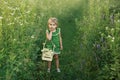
[96,44,100,49]
[13,39,16,41]
[105,27,108,30]
[118,20,120,23]
[112,37,115,40]
[108,35,111,38]
[20,23,23,26]
[31,35,34,38]
[0,16,3,19]
[111,39,114,42]
[111,28,114,31]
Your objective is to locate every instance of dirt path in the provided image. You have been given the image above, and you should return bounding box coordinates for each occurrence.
[46,1,88,80]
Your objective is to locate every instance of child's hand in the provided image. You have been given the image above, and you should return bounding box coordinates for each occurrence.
[49,28,55,32]
[49,28,53,32]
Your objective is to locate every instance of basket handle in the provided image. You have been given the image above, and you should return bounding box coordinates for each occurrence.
[42,40,56,51]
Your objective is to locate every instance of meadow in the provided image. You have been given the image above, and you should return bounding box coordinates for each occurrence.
[0,0,120,80]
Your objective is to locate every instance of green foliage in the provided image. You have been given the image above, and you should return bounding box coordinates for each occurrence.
[0,0,120,80]
[75,0,120,80]
[0,0,83,80]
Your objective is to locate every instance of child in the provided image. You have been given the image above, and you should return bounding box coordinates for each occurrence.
[46,17,63,72]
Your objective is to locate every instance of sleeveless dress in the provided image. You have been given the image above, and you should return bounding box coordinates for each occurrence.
[46,28,61,54]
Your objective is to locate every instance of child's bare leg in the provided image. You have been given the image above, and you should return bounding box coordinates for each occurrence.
[48,61,51,69]
[54,54,61,72]
[54,54,59,69]
[47,61,51,72]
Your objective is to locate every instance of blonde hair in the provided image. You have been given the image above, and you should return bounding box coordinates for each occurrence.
[48,17,58,25]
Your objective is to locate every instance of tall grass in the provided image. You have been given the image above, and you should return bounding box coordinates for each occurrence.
[0,0,119,80]
[75,0,120,80]
[0,0,83,79]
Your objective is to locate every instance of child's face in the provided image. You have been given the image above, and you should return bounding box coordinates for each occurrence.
[48,22,57,31]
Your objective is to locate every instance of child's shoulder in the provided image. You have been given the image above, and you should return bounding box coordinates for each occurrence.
[56,28,61,33]
[57,28,61,31]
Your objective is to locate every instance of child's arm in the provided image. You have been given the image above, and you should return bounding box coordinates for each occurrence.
[46,30,52,40]
[59,31,63,50]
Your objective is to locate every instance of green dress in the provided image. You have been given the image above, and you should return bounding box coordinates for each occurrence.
[46,28,61,54]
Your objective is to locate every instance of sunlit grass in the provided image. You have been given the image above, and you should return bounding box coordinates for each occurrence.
[0,0,119,80]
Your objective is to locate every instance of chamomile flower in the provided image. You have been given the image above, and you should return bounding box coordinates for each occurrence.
[31,35,34,38]
[105,27,108,30]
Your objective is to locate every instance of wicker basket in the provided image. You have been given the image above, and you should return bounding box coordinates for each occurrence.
[41,48,54,61]
[41,41,55,61]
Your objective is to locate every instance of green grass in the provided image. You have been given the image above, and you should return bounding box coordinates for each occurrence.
[0,0,120,80]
